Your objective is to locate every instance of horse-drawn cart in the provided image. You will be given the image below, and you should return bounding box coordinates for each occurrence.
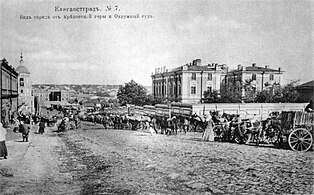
[280,111,313,151]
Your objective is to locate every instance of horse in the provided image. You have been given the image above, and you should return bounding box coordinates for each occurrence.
[189,114,207,132]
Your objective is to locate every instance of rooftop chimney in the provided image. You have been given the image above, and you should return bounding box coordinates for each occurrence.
[238,64,243,70]
[192,59,201,66]
[252,63,256,67]
[278,67,281,72]
[265,65,269,69]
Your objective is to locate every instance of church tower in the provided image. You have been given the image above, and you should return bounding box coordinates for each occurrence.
[16,51,33,114]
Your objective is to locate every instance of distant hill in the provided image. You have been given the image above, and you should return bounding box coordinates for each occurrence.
[32,84,121,97]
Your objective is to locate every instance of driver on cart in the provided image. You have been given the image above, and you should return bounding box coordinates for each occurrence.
[305,100,314,112]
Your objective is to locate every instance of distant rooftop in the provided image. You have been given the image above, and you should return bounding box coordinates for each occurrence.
[296,80,314,89]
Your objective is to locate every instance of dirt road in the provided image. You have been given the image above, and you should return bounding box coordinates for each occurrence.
[0,122,313,194]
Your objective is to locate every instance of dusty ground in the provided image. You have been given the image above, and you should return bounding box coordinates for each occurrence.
[0,122,313,195]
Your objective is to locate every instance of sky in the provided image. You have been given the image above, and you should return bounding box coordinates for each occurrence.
[0,0,313,86]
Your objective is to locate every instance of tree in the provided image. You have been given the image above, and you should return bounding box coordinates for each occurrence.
[117,80,148,106]
[144,95,167,105]
[255,80,301,103]
[243,79,257,103]
[255,90,273,103]
[280,80,300,103]
[220,85,242,103]
[203,90,221,103]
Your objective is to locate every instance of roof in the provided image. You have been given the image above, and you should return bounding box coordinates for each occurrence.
[296,80,314,89]
[16,66,30,74]
[186,66,216,71]
[163,65,218,74]
[245,66,279,72]
[1,59,19,77]
[229,66,282,74]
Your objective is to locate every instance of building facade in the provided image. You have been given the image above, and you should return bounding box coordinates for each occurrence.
[152,60,284,104]
[223,63,284,99]
[0,58,19,126]
[32,86,76,113]
[17,53,33,114]
[152,59,227,103]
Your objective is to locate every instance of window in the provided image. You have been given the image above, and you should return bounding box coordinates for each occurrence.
[192,73,196,80]
[252,73,256,80]
[207,86,212,92]
[20,90,23,93]
[191,86,196,94]
[208,73,212,80]
[20,78,24,86]
[270,74,274,80]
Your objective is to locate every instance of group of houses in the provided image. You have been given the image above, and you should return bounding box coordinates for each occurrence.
[0,53,118,125]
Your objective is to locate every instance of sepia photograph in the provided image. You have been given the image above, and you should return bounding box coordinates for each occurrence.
[0,0,313,194]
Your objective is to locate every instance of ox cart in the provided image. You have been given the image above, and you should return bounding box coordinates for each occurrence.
[279,111,313,151]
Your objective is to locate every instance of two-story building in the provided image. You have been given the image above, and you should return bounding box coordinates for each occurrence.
[223,63,284,99]
[152,59,227,103]
[0,58,19,125]
[152,60,284,103]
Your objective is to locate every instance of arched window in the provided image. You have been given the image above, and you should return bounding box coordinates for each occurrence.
[191,85,196,95]
[20,78,24,86]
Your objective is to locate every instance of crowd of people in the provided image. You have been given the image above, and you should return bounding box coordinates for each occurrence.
[0,110,80,160]
[0,100,312,160]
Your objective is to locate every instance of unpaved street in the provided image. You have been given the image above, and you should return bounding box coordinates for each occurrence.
[0,122,313,194]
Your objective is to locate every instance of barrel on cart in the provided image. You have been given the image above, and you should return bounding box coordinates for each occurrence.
[280,111,313,151]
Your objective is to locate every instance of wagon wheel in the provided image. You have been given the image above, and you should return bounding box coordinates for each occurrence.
[288,128,313,152]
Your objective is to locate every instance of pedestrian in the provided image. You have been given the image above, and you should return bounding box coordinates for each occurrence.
[183,118,189,133]
[12,118,20,133]
[202,114,215,142]
[93,115,97,125]
[19,121,30,142]
[38,118,46,134]
[0,122,8,159]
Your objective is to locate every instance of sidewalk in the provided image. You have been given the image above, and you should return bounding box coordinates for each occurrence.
[0,125,38,166]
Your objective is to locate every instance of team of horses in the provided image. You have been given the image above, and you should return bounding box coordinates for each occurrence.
[79,111,282,146]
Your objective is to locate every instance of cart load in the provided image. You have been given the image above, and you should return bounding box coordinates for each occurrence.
[281,111,313,152]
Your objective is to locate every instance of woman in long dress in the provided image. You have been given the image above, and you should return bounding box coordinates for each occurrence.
[38,119,46,134]
[0,122,8,159]
[202,114,215,142]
